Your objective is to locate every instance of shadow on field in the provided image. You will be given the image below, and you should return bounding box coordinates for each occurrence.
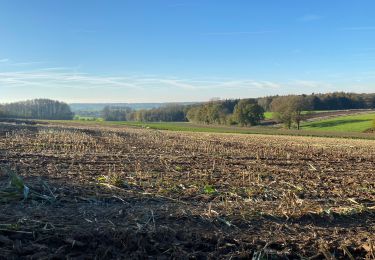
[272,210,375,228]
[0,174,228,259]
[0,172,374,259]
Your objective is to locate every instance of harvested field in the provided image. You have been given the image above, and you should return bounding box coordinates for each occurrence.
[0,122,374,259]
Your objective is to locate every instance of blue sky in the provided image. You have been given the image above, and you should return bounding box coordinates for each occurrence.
[0,0,374,103]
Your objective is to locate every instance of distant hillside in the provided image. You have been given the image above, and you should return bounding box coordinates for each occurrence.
[69,102,198,112]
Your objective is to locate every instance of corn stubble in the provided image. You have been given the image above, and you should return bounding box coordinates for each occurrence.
[0,122,374,259]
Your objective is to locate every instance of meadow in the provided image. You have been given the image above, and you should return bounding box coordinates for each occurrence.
[0,121,374,258]
[302,112,375,132]
[264,110,346,120]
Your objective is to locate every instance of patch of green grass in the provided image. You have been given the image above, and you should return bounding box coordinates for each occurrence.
[73,115,103,121]
[175,166,183,171]
[264,110,338,120]
[264,112,273,119]
[302,112,375,132]
[203,185,216,194]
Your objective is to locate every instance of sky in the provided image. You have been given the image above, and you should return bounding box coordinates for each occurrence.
[0,0,374,103]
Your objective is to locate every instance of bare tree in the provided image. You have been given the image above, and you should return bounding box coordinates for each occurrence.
[271,95,310,129]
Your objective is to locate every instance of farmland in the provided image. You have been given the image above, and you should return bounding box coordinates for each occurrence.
[302,112,375,132]
[59,110,375,141]
[47,113,375,140]
[0,121,374,259]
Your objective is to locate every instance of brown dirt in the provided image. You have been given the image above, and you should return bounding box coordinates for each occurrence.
[0,122,374,259]
[305,109,375,122]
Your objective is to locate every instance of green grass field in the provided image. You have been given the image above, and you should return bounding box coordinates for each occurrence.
[264,110,336,120]
[302,112,375,132]
[73,115,103,121]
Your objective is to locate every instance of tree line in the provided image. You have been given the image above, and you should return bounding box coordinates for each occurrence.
[186,99,265,126]
[257,92,375,111]
[101,92,374,129]
[101,105,187,122]
[0,99,74,120]
[263,92,375,129]
[102,99,265,126]
[2,92,372,126]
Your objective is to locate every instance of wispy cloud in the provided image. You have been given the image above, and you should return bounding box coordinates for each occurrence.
[201,30,276,36]
[10,61,45,66]
[1,66,373,102]
[0,58,45,66]
[0,67,285,93]
[0,70,138,90]
[299,14,321,22]
[2,66,369,95]
[340,26,375,31]
[292,80,333,89]
[214,80,281,90]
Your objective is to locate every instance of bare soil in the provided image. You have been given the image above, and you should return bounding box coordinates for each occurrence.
[304,109,375,122]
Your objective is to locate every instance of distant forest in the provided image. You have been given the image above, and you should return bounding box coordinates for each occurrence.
[258,92,375,111]
[101,104,187,122]
[101,92,375,125]
[0,99,74,120]
[0,92,374,124]
[70,102,197,118]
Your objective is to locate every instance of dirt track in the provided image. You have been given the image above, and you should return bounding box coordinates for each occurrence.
[0,122,374,259]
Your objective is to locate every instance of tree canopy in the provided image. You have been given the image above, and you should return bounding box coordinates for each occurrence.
[232,99,264,126]
[0,99,74,120]
[271,95,311,129]
[101,105,187,122]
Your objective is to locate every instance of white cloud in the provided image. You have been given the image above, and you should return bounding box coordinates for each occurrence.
[0,58,46,66]
[10,61,45,66]
[0,67,286,94]
[292,80,333,89]
[1,66,373,103]
[0,70,141,90]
